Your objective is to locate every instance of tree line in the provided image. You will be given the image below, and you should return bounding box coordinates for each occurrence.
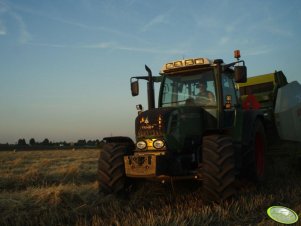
[0,138,104,151]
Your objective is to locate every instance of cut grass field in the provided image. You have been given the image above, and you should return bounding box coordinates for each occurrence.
[0,149,300,226]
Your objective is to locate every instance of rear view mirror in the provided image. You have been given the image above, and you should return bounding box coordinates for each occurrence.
[131,80,139,96]
[234,66,247,83]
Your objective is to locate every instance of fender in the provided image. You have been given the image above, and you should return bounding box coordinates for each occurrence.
[102,136,135,152]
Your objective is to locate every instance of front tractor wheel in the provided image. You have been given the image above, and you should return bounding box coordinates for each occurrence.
[98,143,127,194]
[202,135,236,202]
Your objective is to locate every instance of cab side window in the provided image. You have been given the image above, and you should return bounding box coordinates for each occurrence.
[222,74,237,107]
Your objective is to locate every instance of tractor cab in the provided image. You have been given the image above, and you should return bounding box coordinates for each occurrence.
[159,66,217,108]
[130,52,247,154]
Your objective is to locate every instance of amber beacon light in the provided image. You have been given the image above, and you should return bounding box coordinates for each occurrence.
[234,50,241,60]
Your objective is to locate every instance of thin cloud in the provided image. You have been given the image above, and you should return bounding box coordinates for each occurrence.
[0,0,9,13]
[268,26,293,37]
[9,2,150,45]
[141,12,169,32]
[0,0,31,43]
[219,36,230,45]
[27,42,70,48]
[27,40,185,55]
[246,48,271,56]
[84,42,185,55]
[82,42,115,49]
[28,41,115,49]
[0,0,8,35]
[54,18,151,45]
[116,45,183,55]
[0,20,6,35]
[10,12,31,43]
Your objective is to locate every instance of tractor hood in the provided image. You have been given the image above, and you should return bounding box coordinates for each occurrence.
[135,106,218,140]
[135,107,174,138]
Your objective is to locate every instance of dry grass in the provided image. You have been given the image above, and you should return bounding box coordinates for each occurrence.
[0,149,300,226]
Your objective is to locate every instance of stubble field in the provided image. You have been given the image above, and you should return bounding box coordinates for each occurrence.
[0,148,300,226]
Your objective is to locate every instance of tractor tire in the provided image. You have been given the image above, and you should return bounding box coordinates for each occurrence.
[244,119,267,182]
[249,120,267,183]
[202,135,236,202]
[98,143,127,194]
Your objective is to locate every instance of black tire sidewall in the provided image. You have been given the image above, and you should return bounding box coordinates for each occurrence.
[202,135,236,202]
[250,120,267,182]
[98,143,127,194]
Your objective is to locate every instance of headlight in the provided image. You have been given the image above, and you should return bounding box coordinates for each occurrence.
[153,140,165,149]
[136,141,147,150]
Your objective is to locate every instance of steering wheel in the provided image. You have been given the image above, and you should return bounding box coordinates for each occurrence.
[185,97,196,106]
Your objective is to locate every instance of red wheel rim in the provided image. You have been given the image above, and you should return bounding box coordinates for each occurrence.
[255,132,265,177]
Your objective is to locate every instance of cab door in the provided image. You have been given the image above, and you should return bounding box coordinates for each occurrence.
[222,74,238,128]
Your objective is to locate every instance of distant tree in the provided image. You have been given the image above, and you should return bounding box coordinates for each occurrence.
[17,138,27,146]
[29,138,36,146]
[0,143,10,150]
[63,141,68,146]
[87,140,95,146]
[42,138,50,145]
[76,139,86,146]
[96,139,100,145]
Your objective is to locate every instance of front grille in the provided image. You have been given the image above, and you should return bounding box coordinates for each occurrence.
[137,128,163,137]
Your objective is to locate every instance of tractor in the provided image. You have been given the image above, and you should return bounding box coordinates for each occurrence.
[98,50,267,202]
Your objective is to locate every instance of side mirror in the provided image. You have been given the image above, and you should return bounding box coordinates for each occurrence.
[234,66,247,83]
[131,80,139,96]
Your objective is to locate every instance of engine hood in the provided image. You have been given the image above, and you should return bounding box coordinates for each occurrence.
[135,106,218,152]
[135,107,174,138]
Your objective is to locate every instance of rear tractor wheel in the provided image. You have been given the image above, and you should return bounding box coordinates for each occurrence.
[244,120,267,182]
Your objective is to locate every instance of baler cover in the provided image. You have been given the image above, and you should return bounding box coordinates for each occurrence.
[274,81,301,142]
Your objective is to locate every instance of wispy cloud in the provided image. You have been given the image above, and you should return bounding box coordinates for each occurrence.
[28,41,185,55]
[246,46,271,56]
[0,20,6,35]
[219,36,230,45]
[114,45,184,55]
[27,41,115,49]
[9,2,150,45]
[10,12,31,43]
[83,42,114,49]
[0,0,31,43]
[0,0,8,13]
[0,0,8,35]
[57,19,151,45]
[27,42,71,48]
[141,12,170,32]
[93,42,184,55]
[267,26,293,37]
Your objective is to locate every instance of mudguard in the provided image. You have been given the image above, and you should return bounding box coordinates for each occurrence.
[102,136,135,151]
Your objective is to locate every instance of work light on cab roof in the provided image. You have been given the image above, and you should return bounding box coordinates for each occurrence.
[161,57,212,74]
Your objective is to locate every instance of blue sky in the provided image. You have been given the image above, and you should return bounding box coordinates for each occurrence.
[0,0,301,143]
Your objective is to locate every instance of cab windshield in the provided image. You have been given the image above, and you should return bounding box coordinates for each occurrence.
[160,70,217,107]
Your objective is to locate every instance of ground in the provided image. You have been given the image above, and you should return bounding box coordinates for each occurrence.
[0,148,300,226]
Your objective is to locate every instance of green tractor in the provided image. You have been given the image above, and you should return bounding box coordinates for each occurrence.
[98,50,267,202]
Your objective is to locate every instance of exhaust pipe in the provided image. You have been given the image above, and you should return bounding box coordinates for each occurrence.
[145,65,155,110]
